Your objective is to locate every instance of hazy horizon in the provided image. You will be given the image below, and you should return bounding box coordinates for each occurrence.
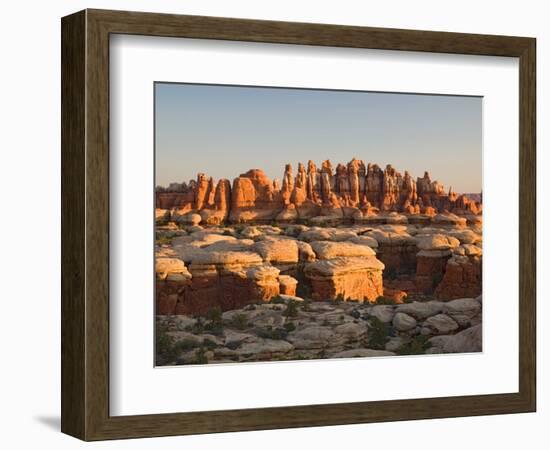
[155,83,482,193]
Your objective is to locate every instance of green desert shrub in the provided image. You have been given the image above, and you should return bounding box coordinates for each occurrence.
[173,337,200,353]
[155,324,178,365]
[202,338,218,351]
[206,306,223,323]
[185,317,204,334]
[194,347,209,364]
[283,300,299,317]
[257,327,288,340]
[396,335,432,355]
[155,324,204,365]
[226,340,242,350]
[270,295,286,304]
[373,296,398,305]
[283,322,296,332]
[229,313,249,331]
[204,306,224,334]
[367,317,391,350]
[155,232,175,246]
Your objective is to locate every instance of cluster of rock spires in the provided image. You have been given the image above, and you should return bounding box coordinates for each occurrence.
[156,159,482,226]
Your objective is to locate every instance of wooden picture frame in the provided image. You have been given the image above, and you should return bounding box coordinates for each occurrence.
[61,8,536,441]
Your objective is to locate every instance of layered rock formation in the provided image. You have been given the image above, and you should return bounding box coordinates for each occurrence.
[156,214,482,316]
[156,159,482,225]
[155,160,482,318]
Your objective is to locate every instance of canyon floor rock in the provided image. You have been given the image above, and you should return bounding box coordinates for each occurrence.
[156,296,481,365]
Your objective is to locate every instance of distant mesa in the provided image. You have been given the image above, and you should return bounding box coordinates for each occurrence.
[156,159,482,225]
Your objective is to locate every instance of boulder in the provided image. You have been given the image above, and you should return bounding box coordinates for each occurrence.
[369,305,395,324]
[333,322,368,340]
[173,211,202,226]
[395,301,444,320]
[428,324,482,353]
[287,326,335,349]
[421,314,459,335]
[297,241,316,262]
[441,297,482,327]
[278,275,298,296]
[392,312,417,331]
[309,241,376,259]
[254,237,299,264]
[304,256,385,302]
[155,257,191,281]
[416,234,460,251]
[435,254,482,300]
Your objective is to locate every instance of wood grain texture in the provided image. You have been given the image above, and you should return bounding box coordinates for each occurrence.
[61,10,86,439]
[61,8,537,441]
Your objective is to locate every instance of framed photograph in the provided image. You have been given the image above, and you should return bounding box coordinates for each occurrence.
[61,9,536,440]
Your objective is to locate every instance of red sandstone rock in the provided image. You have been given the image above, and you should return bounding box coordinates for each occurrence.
[279,275,298,296]
[304,256,385,302]
[156,159,482,225]
[415,250,452,294]
[435,254,482,300]
[383,287,408,303]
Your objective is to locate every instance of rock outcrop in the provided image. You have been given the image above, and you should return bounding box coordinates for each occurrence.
[156,296,482,365]
[155,159,482,225]
[155,160,483,315]
[304,256,384,302]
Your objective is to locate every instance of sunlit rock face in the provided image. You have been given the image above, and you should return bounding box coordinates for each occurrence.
[304,256,385,302]
[155,159,482,225]
[155,160,482,316]
[155,220,482,315]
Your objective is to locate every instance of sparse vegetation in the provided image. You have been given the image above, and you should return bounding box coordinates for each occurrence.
[226,340,242,350]
[396,335,432,355]
[155,325,205,365]
[155,323,179,365]
[195,347,209,364]
[186,317,205,334]
[204,306,224,334]
[206,306,223,323]
[155,232,176,246]
[300,298,313,312]
[367,316,391,350]
[283,322,296,332]
[373,296,398,305]
[229,313,249,330]
[257,327,288,340]
[283,300,299,317]
[270,295,285,304]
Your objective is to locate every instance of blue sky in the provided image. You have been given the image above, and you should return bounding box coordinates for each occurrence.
[155,83,482,193]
